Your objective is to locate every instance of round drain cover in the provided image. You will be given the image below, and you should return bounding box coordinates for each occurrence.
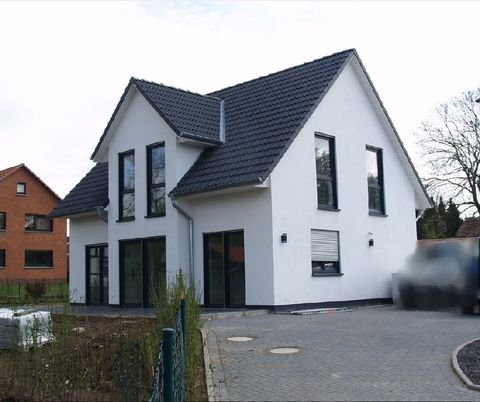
[269,347,300,354]
[227,336,254,342]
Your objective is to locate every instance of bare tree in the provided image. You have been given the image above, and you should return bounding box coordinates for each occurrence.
[417,88,480,215]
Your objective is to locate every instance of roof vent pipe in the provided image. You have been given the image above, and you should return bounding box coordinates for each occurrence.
[219,100,225,143]
[170,195,194,284]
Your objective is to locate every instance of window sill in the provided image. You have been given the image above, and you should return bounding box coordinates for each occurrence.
[369,211,388,217]
[144,214,166,219]
[312,272,344,277]
[317,206,341,212]
[116,217,135,223]
[24,266,53,269]
[24,231,53,233]
[16,194,27,197]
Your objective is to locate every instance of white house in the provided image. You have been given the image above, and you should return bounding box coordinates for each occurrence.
[50,49,431,310]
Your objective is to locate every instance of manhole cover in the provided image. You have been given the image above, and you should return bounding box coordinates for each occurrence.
[227,336,254,342]
[269,347,301,354]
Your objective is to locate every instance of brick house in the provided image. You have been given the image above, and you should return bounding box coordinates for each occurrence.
[0,164,67,282]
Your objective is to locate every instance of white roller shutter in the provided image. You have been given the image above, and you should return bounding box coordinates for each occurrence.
[311,230,339,262]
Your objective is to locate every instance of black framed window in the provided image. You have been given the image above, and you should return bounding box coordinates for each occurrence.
[25,250,53,268]
[0,212,5,230]
[119,150,135,220]
[315,134,337,209]
[311,229,341,275]
[366,146,385,215]
[17,182,26,195]
[147,143,166,217]
[25,214,53,232]
[86,244,109,305]
[0,250,5,267]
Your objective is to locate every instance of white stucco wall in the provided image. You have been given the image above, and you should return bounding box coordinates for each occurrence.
[69,215,108,303]
[100,89,203,304]
[270,60,417,306]
[181,187,274,306]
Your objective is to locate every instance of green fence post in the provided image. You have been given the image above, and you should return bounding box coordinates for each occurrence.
[162,328,174,402]
[180,297,186,355]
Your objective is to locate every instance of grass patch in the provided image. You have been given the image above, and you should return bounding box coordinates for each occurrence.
[0,281,68,305]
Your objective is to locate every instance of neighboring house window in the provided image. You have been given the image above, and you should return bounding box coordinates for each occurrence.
[315,134,337,209]
[366,146,385,215]
[119,150,135,220]
[147,143,166,217]
[17,182,26,195]
[0,250,5,267]
[25,250,53,268]
[0,212,5,230]
[25,214,53,232]
[311,229,340,275]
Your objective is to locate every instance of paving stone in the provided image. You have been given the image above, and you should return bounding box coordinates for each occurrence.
[206,306,480,401]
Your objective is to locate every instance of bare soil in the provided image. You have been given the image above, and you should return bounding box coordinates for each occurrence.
[0,314,207,401]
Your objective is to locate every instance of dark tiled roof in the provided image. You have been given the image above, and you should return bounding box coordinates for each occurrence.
[91,79,222,158]
[49,163,108,218]
[456,217,480,238]
[171,49,354,195]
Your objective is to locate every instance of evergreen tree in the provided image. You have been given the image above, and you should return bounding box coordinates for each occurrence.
[445,198,463,237]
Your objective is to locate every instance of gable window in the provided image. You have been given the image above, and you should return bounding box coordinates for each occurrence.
[147,143,166,217]
[119,150,135,220]
[311,229,341,275]
[17,182,26,195]
[25,250,53,268]
[25,214,53,232]
[366,146,385,215]
[0,212,5,230]
[315,134,337,209]
[0,250,5,267]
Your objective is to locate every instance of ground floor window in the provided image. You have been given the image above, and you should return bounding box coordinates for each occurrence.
[25,250,53,268]
[204,230,245,308]
[86,244,108,305]
[311,229,340,275]
[0,250,5,267]
[120,237,166,307]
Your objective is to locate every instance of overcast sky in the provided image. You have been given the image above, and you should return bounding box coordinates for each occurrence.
[1,1,479,198]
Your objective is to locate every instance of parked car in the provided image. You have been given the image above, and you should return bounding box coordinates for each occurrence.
[398,239,479,314]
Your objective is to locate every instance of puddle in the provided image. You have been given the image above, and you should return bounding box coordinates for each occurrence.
[227,336,254,342]
[269,347,301,354]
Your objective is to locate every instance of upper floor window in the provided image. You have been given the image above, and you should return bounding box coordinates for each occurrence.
[0,250,5,267]
[17,182,26,195]
[25,214,53,232]
[315,133,337,209]
[119,150,135,220]
[366,146,385,215]
[0,212,5,230]
[147,143,166,217]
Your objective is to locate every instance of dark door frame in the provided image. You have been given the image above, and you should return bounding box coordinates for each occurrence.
[85,243,108,306]
[203,229,245,308]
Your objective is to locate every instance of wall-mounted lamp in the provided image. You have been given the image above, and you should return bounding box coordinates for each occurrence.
[368,232,374,247]
[281,233,288,243]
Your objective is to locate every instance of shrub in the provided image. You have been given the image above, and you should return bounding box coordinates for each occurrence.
[24,280,47,303]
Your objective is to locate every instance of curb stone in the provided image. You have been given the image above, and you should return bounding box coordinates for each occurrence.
[452,337,480,391]
[202,321,229,401]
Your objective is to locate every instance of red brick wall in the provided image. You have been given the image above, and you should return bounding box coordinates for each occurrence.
[0,167,67,281]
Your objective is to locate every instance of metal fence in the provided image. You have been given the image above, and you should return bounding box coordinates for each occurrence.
[150,298,186,402]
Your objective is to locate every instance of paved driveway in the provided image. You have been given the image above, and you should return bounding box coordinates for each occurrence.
[204,306,480,401]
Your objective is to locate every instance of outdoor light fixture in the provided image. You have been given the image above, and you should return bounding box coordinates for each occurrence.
[281,233,288,243]
[368,232,374,247]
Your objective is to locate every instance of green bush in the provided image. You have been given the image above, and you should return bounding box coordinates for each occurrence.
[24,280,47,303]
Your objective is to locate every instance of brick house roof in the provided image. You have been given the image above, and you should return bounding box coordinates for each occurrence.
[456,217,480,238]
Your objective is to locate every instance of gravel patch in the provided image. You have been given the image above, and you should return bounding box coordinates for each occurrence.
[457,339,480,385]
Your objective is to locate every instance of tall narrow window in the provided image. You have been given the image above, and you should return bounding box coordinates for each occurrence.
[119,150,135,220]
[0,212,5,230]
[315,133,337,209]
[0,250,5,267]
[311,229,340,275]
[366,146,385,215]
[147,143,166,217]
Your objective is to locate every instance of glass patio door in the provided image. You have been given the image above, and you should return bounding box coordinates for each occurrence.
[86,245,109,305]
[204,230,245,308]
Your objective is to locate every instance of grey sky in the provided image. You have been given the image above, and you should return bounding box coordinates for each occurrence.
[1,1,479,198]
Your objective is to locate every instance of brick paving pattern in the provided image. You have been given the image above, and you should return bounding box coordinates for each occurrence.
[205,306,480,401]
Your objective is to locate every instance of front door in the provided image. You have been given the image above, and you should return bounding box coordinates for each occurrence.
[204,230,245,308]
[86,244,109,305]
[119,237,166,307]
